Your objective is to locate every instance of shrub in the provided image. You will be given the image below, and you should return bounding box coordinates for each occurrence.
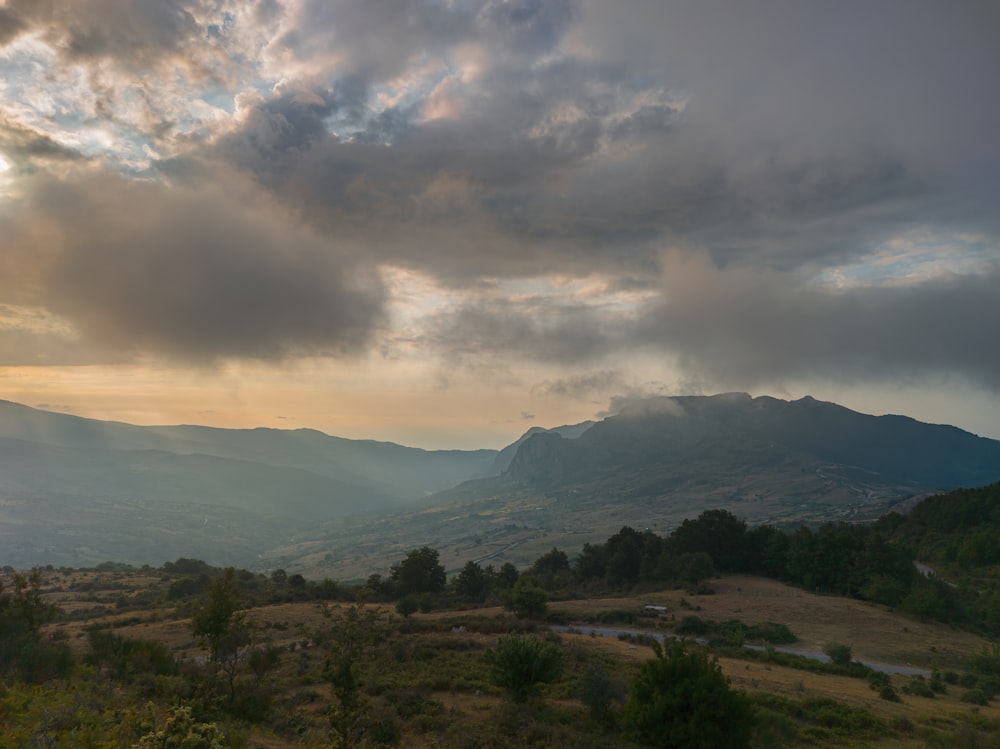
[395,596,418,618]
[580,662,623,725]
[505,576,548,619]
[961,688,989,706]
[621,640,753,748]
[745,622,797,644]
[901,676,935,698]
[675,615,712,636]
[484,634,564,704]
[823,643,853,666]
[135,705,226,749]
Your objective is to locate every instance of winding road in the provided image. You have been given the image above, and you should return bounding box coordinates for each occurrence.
[550,624,931,677]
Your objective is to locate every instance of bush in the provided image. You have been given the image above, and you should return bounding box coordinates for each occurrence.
[484,634,564,704]
[961,688,989,706]
[675,615,713,636]
[395,596,418,618]
[580,662,623,726]
[745,622,797,644]
[901,676,935,698]
[505,576,548,619]
[867,671,901,702]
[135,705,226,749]
[621,640,753,748]
[823,643,853,666]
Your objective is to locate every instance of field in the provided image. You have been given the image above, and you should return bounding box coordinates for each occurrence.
[14,567,998,748]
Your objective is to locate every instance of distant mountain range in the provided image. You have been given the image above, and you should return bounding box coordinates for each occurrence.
[1,394,998,571]
[0,399,494,567]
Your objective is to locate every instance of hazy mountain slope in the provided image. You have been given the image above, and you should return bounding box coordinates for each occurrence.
[0,400,498,567]
[0,400,496,498]
[0,434,411,567]
[0,437,398,518]
[3,394,998,573]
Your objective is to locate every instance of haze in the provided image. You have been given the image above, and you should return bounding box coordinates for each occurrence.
[1,0,998,448]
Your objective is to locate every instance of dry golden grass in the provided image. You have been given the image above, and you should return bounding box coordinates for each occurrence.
[549,574,993,670]
[32,569,1000,748]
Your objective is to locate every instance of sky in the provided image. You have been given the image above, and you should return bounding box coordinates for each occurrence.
[0,0,998,449]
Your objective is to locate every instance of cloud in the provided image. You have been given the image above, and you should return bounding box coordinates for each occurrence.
[1,0,997,399]
[171,0,996,293]
[532,371,627,399]
[638,251,1000,392]
[0,165,386,362]
[418,249,1000,393]
[604,394,684,420]
[0,116,85,168]
[0,0,227,77]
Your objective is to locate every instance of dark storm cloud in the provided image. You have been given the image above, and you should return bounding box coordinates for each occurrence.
[194,0,997,287]
[2,0,997,389]
[275,0,475,80]
[0,5,27,45]
[0,167,386,362]
[206,56,679,278]
[274,0,575,80]
[0,0,202,67]
[0,117,84,167]
[425,298,622,365]
[636,254,1000,391]
[425,251,1000,392]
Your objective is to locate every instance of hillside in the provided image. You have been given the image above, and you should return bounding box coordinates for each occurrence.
[264,395,1000,579]
[0,400,496,567]
[495,393,1000,491]
[2,394,998,573]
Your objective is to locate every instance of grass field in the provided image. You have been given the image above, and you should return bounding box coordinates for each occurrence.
[26,568,1000,748]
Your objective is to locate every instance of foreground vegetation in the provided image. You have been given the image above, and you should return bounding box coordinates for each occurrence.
[2,483,999,747]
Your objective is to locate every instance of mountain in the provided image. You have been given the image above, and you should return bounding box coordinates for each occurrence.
[0,400,495,499]
[498,393,1000,491]
[0,400,496,567]
[354,393,999,579]
[487,420,595,475]
[2,394,998,575]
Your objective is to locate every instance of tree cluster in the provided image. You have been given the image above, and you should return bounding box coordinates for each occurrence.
[0,569,72,682]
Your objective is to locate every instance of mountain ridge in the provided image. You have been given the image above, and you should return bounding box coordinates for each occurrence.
[495,393,1000,490]
[2,394,999,572]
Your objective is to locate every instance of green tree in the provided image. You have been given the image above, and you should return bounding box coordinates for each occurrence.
[0,570,49,641]
[676,551,714,588]
[530,547,572,589]
[321,604,392,748]
[390,546,446,597]
[485,634,564,704]
[574,542,606,582]
[506,575,548,619]
[454,560,488,603]
[621,639,753,749]
[191,567,253,700]
[605,526,645,584]
[672,510,749,572]
[495,562,520,590]
[270,568,288,586]
[0,569,71,682]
